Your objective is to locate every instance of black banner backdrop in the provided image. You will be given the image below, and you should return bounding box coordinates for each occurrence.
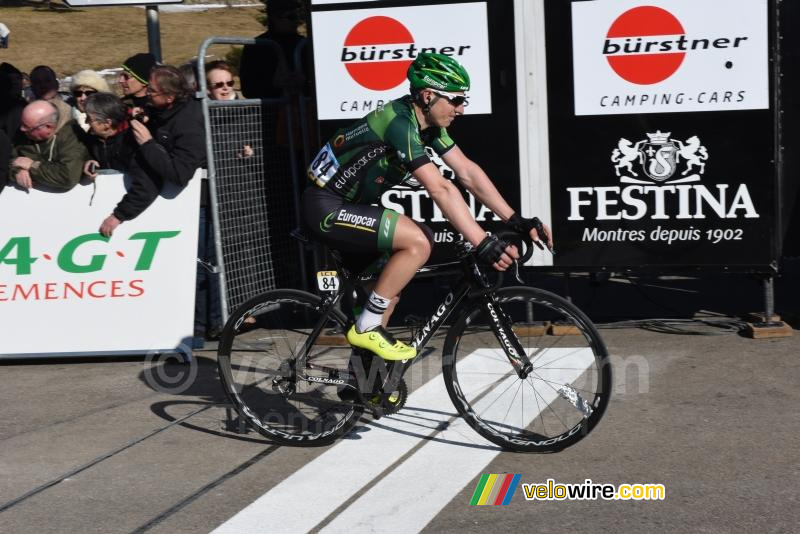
[311,0,519,264]
[545,0,780,273]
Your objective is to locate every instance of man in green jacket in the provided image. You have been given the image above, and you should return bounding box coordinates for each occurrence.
[10,100,87,191]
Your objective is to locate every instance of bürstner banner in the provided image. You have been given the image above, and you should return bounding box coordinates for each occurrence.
[572,0,769,116]
[0,174,200,357]
[311,1,492,120]
[545,0,776,271]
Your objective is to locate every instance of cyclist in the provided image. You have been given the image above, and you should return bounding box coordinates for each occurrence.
[303,52,551,361]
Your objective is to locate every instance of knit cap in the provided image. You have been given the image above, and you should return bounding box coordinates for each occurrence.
[122,53,157,85]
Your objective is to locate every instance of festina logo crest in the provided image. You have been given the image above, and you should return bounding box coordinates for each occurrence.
[611,130,708,185]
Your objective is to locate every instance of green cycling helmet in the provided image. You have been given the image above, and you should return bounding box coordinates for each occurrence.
[407,52,470,93]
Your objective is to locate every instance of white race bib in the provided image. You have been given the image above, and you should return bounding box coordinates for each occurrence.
[307,143,340,187]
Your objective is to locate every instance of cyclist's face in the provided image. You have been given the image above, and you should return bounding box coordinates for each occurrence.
[424,89,466,127]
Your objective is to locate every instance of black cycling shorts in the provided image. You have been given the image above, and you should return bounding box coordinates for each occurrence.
[302,187,433,274]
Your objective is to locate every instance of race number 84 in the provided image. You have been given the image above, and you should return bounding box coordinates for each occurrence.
[308,143,339,187]
[317,271,339,291]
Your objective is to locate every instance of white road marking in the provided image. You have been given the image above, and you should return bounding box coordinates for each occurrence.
[213,348,594,534]
[321,348,592,532]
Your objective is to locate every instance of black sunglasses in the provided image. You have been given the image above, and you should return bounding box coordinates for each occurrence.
[73,89,98,97]
[211,80,235,89]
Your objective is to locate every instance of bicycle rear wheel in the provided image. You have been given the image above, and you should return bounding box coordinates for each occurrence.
[217,289,363,446]
[443,286,611,452]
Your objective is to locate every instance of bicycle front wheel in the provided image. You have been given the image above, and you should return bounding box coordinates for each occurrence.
[217,289,364,446]
[443,286,611,452]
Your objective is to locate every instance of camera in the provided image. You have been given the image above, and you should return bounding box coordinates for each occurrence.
[88,161,98,174]
[132,111,147,122]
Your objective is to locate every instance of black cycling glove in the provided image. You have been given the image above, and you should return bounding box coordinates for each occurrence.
[506,213,550,250]
[475,235,510,266]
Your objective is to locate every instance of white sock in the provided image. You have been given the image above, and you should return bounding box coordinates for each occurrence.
[355,291,391,333]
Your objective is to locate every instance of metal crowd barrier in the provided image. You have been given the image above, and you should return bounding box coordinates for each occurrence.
[197,36,314,322]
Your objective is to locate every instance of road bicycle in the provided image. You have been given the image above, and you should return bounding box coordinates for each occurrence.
[217,231,611,452]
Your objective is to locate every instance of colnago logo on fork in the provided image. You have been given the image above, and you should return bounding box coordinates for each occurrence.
[485,301,532,377]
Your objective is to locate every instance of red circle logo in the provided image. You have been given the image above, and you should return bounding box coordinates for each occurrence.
[606,6,686,85]
[343,16,414,91]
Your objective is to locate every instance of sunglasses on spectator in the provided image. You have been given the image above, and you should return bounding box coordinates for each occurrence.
[211,80,235,89]
[431,90,469,107]
[73,89,98,97]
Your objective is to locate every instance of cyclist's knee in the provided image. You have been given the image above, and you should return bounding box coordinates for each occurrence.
[413,221,435,251]
[394,219,433,260]
[408,227,432,260]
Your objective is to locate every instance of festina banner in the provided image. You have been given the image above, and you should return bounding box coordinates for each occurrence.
[544,0,777,271]
[311,1,492,120]
[0,174,200,357]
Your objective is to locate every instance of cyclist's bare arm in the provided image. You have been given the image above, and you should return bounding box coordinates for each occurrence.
[412,162,516,270]
[443,146,553,248]
[442,146,515,220]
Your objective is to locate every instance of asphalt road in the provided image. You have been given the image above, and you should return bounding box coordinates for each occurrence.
[1,323,798,533]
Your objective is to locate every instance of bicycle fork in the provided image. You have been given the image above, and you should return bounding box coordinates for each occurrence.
[481,295,533,379]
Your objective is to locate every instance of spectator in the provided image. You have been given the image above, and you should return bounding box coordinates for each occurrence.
[239,0,309,99]
[83,92,160,238]
[179,60,199,94]
[205,60,240,101]
[82,92,139,175]
[118,52,157,112]
[133,65,206,187]
[0,62,26,138]
[100,65,206,235]
[9,100,88,191]
[29,65,71,131]
[69,70,111,132]
[206,60,253,159]
[0,22,9,49]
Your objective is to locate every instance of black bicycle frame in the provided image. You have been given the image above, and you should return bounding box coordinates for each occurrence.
[298,250,534,392]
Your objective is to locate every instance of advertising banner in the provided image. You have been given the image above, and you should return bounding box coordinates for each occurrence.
[0,174,200,357]
[545,0,777,271]
[311,1,520,265]
[572,0,769,116]
[311,1,492,120]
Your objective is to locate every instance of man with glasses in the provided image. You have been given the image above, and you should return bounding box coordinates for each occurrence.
[118,53,157,113]
[302,52,552,360]
[9,100,87,191]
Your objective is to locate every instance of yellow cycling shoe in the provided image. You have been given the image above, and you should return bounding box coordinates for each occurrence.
[346,325,416,361]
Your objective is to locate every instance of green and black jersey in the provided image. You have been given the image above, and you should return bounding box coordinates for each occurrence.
[307,96,456,205]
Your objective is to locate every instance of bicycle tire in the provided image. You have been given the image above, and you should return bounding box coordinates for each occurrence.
[442,286,611,452]
[217,289,364,446]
